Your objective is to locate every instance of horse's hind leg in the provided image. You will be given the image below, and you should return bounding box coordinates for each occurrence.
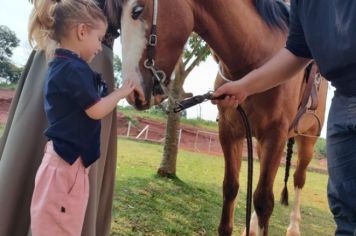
[218,136,243,236]
[286,135,317,236]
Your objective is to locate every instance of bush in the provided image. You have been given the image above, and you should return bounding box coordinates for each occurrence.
[315,138,327,159]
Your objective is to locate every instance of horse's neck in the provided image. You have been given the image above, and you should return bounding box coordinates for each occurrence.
[191,0,286,79]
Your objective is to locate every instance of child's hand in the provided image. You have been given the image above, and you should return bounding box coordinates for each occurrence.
[116,80,135,98]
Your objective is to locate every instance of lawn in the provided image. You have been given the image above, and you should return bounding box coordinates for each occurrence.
[0,83,17,90]
[111,138,335,236]
[0,123,4,136]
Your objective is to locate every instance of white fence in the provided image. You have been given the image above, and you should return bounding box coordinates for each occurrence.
[120,121,223,155]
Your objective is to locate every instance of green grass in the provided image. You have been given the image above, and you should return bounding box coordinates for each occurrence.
[0,83,17,90]
[0,123,4,136]
[315,138,327,158]
[111,138,335,236]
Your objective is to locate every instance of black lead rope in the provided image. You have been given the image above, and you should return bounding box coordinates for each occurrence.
[237,105,253,236]
[173,92,253,235]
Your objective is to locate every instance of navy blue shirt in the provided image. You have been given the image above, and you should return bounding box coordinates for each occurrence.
[44,48,102,167]
[286,0,356,97]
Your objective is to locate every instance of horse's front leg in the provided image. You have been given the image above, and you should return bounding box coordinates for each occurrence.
[218,132,244,236]
[251,131,287,236]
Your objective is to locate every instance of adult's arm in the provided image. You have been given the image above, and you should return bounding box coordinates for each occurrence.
[213,48,311,105]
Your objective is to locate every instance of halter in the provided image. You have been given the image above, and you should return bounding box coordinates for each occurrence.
[218,63,233,82]
[144,0,168,96]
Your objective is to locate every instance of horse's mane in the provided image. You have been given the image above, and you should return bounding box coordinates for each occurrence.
[104,0,290,34]
[254,0,289,32]
[105,0,124,30]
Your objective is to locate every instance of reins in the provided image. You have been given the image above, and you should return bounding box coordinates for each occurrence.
[144,0,168,96]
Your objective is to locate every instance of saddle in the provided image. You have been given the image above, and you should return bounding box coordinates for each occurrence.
[289,62,323,137]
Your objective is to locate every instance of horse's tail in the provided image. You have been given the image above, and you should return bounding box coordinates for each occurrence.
[280,137,295,206]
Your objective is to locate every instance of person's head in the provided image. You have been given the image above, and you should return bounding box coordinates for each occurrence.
[28,0,108,62]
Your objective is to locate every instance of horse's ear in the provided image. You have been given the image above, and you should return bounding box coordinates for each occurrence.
[104,0,123,30]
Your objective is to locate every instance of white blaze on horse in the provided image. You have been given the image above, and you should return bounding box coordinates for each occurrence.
[105,0,328,235]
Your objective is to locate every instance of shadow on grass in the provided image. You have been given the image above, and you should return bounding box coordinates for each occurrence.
[111,176,335,236]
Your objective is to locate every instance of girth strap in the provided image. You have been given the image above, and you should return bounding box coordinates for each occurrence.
[289,62,322,136]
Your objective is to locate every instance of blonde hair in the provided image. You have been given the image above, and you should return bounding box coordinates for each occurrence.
[28,0,107,56]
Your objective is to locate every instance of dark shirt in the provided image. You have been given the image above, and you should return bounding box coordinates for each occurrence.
[44,48,102,167]
[286,0,356,97]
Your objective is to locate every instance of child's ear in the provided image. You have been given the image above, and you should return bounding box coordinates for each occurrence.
[77,23,87,41]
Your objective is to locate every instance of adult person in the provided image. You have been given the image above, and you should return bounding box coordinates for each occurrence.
[213,1,356,235]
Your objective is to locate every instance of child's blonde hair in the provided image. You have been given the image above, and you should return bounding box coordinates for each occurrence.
[28,0,107,55]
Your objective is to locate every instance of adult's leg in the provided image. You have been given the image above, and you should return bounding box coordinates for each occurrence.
[81,45,117,236]
[327,94,356,236]
[0,51,48,236]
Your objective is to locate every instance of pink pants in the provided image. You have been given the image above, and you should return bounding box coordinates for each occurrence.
[30,141,90,236]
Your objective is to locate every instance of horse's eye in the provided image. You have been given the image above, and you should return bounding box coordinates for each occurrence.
[131,5,144,20]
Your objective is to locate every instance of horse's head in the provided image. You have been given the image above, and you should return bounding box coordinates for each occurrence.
[106,0,193,110]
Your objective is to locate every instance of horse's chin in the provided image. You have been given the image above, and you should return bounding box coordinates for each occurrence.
[153,94,168,105]
[131,97,150,111]
[125,90,149,110]
[126,93,168,111]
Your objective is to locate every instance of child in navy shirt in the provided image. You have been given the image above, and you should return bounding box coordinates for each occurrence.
[28,0,134,235]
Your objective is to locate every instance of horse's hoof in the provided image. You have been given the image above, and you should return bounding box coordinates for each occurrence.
[286,228,300,236]
[218,227,232,236]
[242,228,257,236]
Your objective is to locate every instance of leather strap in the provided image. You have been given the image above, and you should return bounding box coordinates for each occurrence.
[289,62,322,136]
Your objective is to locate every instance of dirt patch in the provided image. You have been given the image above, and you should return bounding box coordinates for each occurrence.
[0,89,15,123]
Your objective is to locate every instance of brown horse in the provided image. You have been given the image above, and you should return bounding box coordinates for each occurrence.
[106,0,328,235]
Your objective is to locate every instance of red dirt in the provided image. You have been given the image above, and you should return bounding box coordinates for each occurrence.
[116,112,226,155]
[0,89,14,124]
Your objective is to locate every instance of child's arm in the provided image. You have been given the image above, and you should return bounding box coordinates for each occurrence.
[85,80,135,120]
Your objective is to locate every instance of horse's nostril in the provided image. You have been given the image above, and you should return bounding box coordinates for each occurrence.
[134,95,142,108]
[134,92,148,110]
[134,90,139,100]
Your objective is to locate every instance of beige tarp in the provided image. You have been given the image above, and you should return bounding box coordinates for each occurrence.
[0,45,117,236]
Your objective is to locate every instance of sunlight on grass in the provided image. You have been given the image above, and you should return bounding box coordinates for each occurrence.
[0,83,17,90]
[111,138,335,236]
[0,123,4,136]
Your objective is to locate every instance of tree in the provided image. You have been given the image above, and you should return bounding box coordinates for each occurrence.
[0,61,23,84]
[157,33,210,177]
[0,25,19,60]
[0,25,22,84]
[113,54,122,87]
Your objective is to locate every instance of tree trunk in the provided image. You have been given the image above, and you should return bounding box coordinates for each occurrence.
[157,60,185,178]
[157,34,209,178]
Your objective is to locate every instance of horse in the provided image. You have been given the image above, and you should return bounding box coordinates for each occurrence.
[105,0,328,235]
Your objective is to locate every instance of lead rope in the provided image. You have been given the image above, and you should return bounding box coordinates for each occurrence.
[173,92,253,235]
[237,105,253,236]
